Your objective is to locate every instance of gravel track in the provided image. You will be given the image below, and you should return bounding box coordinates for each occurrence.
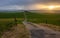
[23,21,60,38]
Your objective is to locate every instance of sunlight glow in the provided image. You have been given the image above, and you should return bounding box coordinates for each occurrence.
[48,6,55,10]
[27,4,60,10]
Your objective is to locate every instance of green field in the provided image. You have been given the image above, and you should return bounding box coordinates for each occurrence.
[0,12,26,37]
[0,11,60,37]
[26,12,60,26]
[0,12,60,26]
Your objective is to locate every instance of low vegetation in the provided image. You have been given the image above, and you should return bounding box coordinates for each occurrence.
[1,24,29,38]
[0,12,60,26]
[39,23,60,31]
[0,11,60,37]
[0,12,29,38]
[26,12,60,26]
[0,19,14,37]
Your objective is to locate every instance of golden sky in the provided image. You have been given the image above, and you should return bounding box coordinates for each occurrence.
[0,0,60,10]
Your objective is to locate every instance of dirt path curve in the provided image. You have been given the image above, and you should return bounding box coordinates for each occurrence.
[23,21,60,38]
[1,24,24,38]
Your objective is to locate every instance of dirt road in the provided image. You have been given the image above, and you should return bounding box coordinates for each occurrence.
[23,21,60,38]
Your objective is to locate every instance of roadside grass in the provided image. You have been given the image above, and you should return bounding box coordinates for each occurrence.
[26,12,60,26]
[0,12,60,37]
[18,24,30,38]
[1,24,30,38]
[0,18,15,37]
[0,18,30,38]
[38,23,60,31]
[26,12,60,31]
[0,18,24,37]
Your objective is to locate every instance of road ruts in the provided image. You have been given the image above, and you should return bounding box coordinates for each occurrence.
[23,21,60,38]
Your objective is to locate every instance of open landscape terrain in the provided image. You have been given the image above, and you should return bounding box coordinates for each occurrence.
[0,12,29,38]
[0,11,60,38]
[0,11,60,25]
[0,0,60,38]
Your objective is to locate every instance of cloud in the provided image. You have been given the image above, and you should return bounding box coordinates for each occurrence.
[0,0,60,10]
[0,0,59,6]
[0,5,24,10]
[0,0,34,6]
[25,3,60,10]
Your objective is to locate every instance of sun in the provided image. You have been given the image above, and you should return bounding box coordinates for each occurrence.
[48,6,55,10]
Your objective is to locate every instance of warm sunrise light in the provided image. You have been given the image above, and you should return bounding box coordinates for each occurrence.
[42,5,60,10]
[48,5,60,10]
[48,6,55,10]
[35,4,60,10]
[28,4,60,10]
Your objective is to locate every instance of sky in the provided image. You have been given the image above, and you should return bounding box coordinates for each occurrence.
[0,0,60,10]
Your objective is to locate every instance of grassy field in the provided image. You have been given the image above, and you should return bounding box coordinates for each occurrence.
[0,11,60,37]
[26,12,60,26]
[0,12,60,25]
[0,12,24,37]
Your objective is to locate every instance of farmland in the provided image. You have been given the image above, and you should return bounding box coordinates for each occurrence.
[0,11,60,37]
[0,12,30,38]
[0,12,60,25]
